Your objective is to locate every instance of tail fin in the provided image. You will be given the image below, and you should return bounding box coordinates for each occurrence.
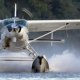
[14,3,17,17]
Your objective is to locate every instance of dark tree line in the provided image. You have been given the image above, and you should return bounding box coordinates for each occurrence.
[0,0,80,19]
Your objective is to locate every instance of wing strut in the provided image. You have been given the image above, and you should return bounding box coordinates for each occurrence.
[51,32,53,46]
[29,23,69,43]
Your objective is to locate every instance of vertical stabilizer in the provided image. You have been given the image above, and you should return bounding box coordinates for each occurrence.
[14,3,17,17]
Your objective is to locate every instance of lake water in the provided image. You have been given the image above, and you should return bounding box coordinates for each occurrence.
[0,72,80,80]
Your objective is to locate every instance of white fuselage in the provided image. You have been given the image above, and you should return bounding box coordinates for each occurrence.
[0,23,33,72]
[0,50,33,72]
[1,25,29,50]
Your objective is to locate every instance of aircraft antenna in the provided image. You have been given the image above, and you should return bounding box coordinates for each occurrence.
[14,3,17,17]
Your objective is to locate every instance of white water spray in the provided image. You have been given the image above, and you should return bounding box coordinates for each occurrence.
[49,50,80,72]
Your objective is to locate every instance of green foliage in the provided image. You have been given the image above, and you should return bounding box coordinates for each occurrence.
[0,0,80,19]
[0,0,11,19]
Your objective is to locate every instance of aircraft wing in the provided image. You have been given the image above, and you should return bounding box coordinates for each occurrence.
[27,20,80,32]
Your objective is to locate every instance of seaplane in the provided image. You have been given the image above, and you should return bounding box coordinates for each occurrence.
[0,3,80,72]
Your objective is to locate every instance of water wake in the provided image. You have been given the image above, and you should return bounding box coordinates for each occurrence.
[49,50,80,72]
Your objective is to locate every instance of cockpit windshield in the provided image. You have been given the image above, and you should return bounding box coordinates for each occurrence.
[4,20,13,26]
[16,20,26,26]
[3,18,27,27]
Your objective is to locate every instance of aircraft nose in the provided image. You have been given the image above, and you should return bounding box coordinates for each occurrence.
[12,26,21,33]
[13,28,16,32]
